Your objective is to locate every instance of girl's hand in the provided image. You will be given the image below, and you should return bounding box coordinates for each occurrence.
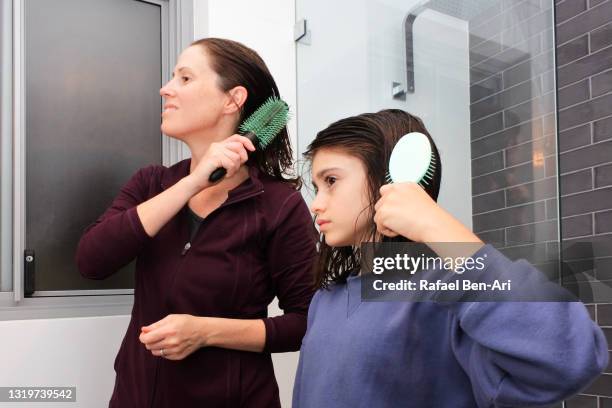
[139,314,209,361]
[374,182,482,244]
[189,134,256,189]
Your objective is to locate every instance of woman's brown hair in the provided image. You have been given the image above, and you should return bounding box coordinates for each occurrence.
[191,37,300,188]
[304,109,442,289]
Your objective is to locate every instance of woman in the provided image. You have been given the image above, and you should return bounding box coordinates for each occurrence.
[76,38,316,407]
[293,109,608,407]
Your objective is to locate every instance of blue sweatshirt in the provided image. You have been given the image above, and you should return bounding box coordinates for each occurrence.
[293,244,609,408]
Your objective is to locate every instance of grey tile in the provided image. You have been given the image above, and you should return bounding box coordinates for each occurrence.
[506,177,558,206]
[582,372,612,397]
[555,0,587,23]
[470,74,503,104]
[507,219,558,242]
[560,187,612,216]
[600,304,612,325]
[557,34,589,66]
[542,113,556,135]
[593,257,612,281]
[505,134,556,166]
[469,1,502,28]
[473,201,546,231]
[504,49,554,88]
[545,155,557,178]
[595,163,612,187]
[592,69,612,98]
[472,151,504,176]
[471,93,503,122]
[591,22,612,53]
[603,397,612,408]
[501,8,552,50]
[559,123,592,152]
[504,0,546,30]
[596,210,612,233]
[498,35,541,68]
[561,214,593,238]
[475,228,505,245]
[472,189,505,213]
[542,70,555,93]
[472,119,543,158]
[603,327,612,349]
[504,91,555,127]
[470,80,541,122]
[499,241,550,263]
[560,140,612,174]
[589,0,608,8]
[470,35,502,67]
[470,13,504,48]
[563,394,597,408]
[558,93,612,131]
[556,0,612,44]
[594,116,612,142]
[473,160,546,195]
[557,39,612,87]
[558,78,590,109]
[546,198,558,220]
[586,304,596,320]
[561,169,593,194]
[471,112,504,140]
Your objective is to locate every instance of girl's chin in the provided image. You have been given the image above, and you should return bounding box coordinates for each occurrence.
[323,233,352,248]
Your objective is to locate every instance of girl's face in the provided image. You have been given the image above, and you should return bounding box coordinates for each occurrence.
[159,45,231,139]
[310,148,372,247]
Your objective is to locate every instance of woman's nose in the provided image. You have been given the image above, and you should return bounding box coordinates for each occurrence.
[159,80,175,97]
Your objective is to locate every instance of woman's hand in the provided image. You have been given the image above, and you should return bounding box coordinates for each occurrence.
[188,134,256,190]
[139,314,209,361]
[374,182,482,244]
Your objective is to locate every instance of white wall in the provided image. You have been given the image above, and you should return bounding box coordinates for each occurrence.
[0,316,128,407]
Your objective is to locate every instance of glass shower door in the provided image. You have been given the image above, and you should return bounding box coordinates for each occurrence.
[296,0,612,303]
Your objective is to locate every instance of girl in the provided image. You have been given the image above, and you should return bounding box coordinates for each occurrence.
[293,109,608,407]
[76,38,316,407]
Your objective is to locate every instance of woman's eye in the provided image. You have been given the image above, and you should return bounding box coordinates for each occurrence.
[181,76,190,82]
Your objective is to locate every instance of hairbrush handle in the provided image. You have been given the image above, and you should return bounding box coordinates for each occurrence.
[208,131,257,183]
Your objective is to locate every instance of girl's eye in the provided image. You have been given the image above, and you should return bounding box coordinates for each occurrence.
[325,176,337,186]
[181,76,190,83]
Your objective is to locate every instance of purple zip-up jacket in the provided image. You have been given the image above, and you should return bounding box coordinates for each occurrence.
[76,159,317,408]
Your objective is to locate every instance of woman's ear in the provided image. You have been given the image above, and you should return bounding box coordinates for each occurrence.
[224,86,248,114]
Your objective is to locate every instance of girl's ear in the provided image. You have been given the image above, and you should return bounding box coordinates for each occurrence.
[224,86,248,114]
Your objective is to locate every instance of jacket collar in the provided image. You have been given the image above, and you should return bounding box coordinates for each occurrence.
[161,159,264,201]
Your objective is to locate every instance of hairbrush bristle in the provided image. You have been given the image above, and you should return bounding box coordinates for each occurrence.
[239,96,290,148]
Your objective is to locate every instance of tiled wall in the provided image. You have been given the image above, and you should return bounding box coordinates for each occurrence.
[468,0,612,405]
[556,0,612,405]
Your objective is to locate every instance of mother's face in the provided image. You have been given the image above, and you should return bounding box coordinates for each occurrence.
[159,45,229,139]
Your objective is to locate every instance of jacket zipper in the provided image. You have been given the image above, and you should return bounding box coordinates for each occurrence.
[180,188,264,256]
[149,188,263,406]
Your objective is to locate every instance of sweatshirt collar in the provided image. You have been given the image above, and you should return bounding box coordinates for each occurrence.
[161,159,264,201]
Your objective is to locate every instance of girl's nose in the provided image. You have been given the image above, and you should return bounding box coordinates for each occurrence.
[310,194,325,215]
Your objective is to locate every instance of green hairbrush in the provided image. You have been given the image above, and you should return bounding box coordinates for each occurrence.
[208,96,290,182]
[385,132,437,188]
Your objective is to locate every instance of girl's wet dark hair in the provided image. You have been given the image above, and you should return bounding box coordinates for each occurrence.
[191,37,300,189]
[304,109,442,289]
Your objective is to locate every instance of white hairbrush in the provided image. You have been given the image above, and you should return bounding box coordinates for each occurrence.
[385,132,437,187]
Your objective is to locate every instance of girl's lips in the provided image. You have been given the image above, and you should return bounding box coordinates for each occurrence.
[317,220,331,228]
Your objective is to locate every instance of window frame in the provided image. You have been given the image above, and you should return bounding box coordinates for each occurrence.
[1,0,194,318]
